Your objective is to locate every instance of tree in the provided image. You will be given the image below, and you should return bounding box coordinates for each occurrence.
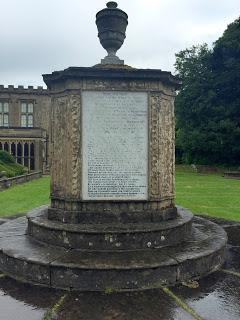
[211,17,240,164]
[175,44,216,164]
[175,17,240,165]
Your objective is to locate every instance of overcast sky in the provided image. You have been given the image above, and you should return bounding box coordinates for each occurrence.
[0,0,239,87]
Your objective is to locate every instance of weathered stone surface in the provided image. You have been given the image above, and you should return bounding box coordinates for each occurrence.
[224,245,240,272]
[50,94,82,199]
[0,216,27,238]
[2,250,240,320]
[82,91,148,201]
[43,67,181,91]
[0,214,227,291]
[149,94,175,201]
[48,201,177,224]
[44,67,178,221]
[0,235,68,286]
[50,262,178,291]
[28,206,193,250]
[0,218,8,225]
[165,217,227,282]
[197,214,240,246]
[96,2,128,65]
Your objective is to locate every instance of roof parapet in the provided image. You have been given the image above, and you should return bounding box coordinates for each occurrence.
[0,85,48,93]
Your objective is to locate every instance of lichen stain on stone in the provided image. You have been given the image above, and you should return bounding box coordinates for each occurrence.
[182,279,199,288]
[62,231,70,244]
[105,234,115,243]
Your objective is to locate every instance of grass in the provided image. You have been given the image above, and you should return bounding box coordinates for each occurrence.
[0,176,50,216]
[0,168,239,221]
[176,167,240,221]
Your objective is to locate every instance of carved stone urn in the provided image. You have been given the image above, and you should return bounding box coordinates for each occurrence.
[96,1,128,64]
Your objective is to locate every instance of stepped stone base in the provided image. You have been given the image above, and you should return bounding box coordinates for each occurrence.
[0,207,227,291]
[27,206,193,250]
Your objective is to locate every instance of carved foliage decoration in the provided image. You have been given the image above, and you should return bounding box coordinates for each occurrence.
[51,94,81,199]
[51,88,175,202]
[149,93,175,200]
[69,94,81,198]
[149,94,161,197]
[51,96,68,197]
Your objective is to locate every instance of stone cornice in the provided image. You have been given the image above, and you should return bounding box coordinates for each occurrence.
[43,66,181,90]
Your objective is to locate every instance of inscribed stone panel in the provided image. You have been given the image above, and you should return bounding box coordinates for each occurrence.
[82,91,148,200]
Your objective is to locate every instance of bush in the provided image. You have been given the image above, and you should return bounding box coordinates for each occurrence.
[0,161,26,177]
[0,150,15,164]
[0,151,27,177]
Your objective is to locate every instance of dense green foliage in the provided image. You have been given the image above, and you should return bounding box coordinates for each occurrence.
[0,150,26,177]
[0,150,15,163]
[175,17,240,165]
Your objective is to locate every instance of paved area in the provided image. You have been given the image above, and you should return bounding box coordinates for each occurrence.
[0,215,239,320]
[0,244,239,320]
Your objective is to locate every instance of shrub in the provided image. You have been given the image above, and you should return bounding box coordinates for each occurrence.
[0,150,15,164]
[0,151,26,177]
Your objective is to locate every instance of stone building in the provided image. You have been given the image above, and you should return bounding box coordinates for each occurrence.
[0,85,51,173]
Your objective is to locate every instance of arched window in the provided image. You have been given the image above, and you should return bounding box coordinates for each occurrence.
[11,143,16,157]
[30,143,35,170]
[17,143,22,164]
[24,143,29,167]
[4,142,9,152]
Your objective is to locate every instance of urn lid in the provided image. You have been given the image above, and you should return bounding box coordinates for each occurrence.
[96,2,128,20]
[106,2,118,8]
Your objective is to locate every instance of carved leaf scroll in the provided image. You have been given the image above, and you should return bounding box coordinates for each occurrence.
[149,93,175,200]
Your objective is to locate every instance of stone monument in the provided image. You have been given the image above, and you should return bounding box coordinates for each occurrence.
[0,2,227,291]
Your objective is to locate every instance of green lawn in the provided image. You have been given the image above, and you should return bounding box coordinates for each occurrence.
[0,176,50,216]
[0,170,239,221]
[176,168,240,221]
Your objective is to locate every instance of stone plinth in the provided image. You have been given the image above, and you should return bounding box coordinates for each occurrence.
[0,65,227,291]
[44,66,180,224]
[0,206,227,290]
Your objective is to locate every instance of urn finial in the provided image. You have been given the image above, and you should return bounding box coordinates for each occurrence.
[96,2,128,65]
[106,2,118,9]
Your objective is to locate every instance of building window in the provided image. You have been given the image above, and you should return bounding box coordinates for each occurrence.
[0,102,9,127]
[21,102,34,127]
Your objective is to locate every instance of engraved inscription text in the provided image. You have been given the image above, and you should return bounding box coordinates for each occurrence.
[82,91,148,200]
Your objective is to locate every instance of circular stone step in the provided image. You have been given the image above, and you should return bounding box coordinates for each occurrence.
[0,215,227,291]
[27,206,193,250]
